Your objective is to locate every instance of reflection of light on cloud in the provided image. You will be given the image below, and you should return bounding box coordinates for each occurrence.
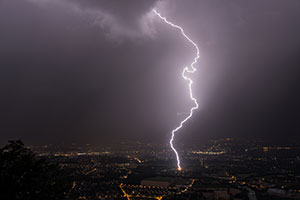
[26,0,160,39]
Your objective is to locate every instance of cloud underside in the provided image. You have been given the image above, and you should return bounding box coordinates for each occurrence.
[27,0,161,39]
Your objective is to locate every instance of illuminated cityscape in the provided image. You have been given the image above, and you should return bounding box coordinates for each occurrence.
[28,138,300,200]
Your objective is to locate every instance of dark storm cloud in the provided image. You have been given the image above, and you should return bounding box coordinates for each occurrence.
[0,0,300,145]
[0,0,169,145]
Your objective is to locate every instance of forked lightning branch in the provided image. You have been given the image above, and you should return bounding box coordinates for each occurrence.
[153,9,200,171]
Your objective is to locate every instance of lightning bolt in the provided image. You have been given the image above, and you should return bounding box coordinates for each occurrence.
[153,9,199,171]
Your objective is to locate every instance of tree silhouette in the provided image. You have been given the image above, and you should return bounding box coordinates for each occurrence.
[0,140,73,200]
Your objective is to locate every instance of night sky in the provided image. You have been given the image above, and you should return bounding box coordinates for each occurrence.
[1,0,300,145]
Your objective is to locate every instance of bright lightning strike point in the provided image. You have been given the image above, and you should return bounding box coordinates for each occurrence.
[153,9,200,171]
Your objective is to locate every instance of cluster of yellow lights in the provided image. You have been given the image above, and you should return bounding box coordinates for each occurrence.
[120,184,163,200]
[263,146,291,152]
[192,151,225,155]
